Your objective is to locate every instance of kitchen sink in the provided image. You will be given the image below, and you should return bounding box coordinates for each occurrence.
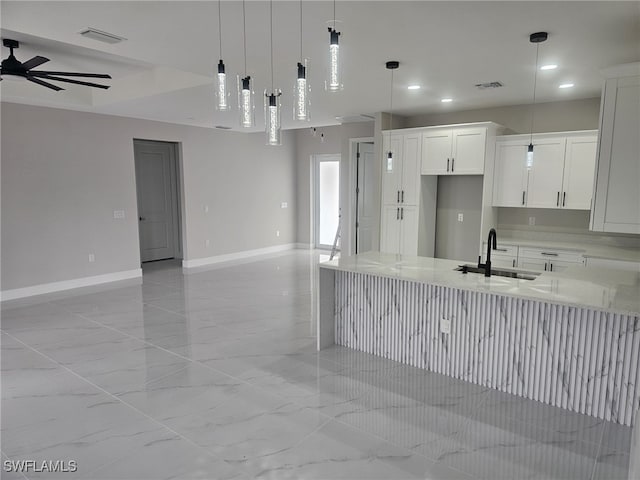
[456,264,540,281]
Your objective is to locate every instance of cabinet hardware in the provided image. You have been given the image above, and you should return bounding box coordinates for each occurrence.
[396,207,400,220]
[512,259,515,267]
[495,248,507,252]
[557,192,560,207]
[397,190,400,203]
[550,263,553,272]
[563,192,566,207]
[522,191,525,205]
[401,190,404,203]
[447,158,450,172]
[451,158,455,172]
[544,263,547,271]
[401,207,404,220]
[541,252,558,256]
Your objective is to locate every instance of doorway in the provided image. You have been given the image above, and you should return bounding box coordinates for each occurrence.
[313,154,341,250]
[133,139,183,263]
[354,141,375,254]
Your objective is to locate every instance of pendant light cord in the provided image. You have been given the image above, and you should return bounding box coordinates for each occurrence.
[333,0,336,29]
[300,0,303,61]
[242,0,247,76]
[389,68,394,131]
[218,0,222,59]
[529,42,540,144]
[270,0,274,91]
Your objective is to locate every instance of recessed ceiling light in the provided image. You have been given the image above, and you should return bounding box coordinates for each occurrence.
[540,64,558,70]
[407,85,421,90]
[559,83,574,89]
[441,98,453,103]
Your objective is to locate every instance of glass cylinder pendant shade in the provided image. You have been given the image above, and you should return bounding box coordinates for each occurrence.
[527,143,534,169]
[238,75,255,128]
[386,151,393,172]
[265,90,282,146]
[216,60,230,111]
[326,28,342,92]
[294,60,310,121]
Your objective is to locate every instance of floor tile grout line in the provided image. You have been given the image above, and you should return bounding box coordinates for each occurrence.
[0,331,254,479]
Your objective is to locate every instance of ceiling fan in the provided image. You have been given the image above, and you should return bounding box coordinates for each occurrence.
[0,38,111,91]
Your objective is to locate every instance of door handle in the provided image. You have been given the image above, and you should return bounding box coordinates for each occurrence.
[451,158,454,172]
[541,252,558,256]
[563,192,566,207]
[512,259,515,267]
[447,158,450,172]
[557,192,560,207]
[401,207,404,220]
[522,191,525,205]
[401,190,404,203]
[397,190,400,203]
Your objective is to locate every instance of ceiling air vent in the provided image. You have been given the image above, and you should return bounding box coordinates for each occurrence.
[475,81,504,90]
[79,28,126,44]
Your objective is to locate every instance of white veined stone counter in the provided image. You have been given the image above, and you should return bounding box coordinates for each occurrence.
[318,252,640,426]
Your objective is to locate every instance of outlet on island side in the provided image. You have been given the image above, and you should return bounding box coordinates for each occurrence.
[529,216,536,226]
[276,230,280,237]
[440,318,451,335]
[88,253,95,263]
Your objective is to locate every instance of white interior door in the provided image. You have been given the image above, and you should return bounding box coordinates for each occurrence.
[134,140,179,262]
[356,142,375,254]
[314,154,341,249]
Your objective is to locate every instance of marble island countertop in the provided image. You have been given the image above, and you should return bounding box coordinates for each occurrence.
[321,252,640,316]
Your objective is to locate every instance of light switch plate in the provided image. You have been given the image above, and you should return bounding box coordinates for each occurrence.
[457,213,464,222]
[281,202,288,209]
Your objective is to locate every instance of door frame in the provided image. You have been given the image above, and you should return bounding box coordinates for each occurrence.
[132,138,185,264]
[312,153,341,250]
[348,137,375,256]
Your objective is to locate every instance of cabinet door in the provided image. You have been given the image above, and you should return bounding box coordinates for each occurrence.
[518,258,548,271]
[493,143,529,207]
[421,130,452,174]
[526,138,567,208]
[399,206,419,256]
[381,135,403,205]
[451,128,487,175]
[562,136,597,210]
[400,133,421,205]
[492,256,517,269]
[548,260,579,272]
[380,205,401,254]
[591,75,640,233]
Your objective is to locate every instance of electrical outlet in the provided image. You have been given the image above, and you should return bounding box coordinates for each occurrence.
[113,210,125,219]
[281,202,288,209]
[276,230,280,237]
[440,318,451,335]
[457,213,464,222]
[205,239,210,248]
[529,216,536,226]
[88,253,95,263]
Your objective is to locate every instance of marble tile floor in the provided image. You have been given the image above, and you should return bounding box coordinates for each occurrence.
[1,251,633,479]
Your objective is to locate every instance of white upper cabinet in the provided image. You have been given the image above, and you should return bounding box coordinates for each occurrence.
[381,135,403,206]
[381,133,421,207]
[421,127,486,175]
[400,133,421,205]
[591,67,640,234]
[492,131,597,210]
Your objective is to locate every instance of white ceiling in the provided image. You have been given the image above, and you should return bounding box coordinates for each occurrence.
[1,1,639,131]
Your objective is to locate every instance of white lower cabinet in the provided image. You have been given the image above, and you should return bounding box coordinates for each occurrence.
[380,205,419,256]
[482,243,518,268]
[517,247,584,272]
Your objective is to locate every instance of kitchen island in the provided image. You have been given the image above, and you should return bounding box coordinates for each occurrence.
[318,252,640,425]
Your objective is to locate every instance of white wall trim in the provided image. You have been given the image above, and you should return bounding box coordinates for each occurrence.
[295,243,314,249]
[182,243,298,269]
[0,269,143,302]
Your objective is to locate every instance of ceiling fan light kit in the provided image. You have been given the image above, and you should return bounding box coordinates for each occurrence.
[0,38,111,90]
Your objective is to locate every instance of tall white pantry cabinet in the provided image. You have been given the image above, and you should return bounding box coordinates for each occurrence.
[380,122,504,257]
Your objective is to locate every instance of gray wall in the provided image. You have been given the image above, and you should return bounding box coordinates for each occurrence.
[294,121,374,250]
[435,176,484,262]
[1,102,297,291]
[405,98,601,134]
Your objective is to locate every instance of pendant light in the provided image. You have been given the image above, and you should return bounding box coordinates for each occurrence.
[294,0,310,121]
[215,0,229,111]
[265,0,282,145]
[385,61,399,172]
[326,0,342,92]
[527,31,547,169]
[238,0,255,128]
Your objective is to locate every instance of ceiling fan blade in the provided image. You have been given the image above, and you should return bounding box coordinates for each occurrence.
[35,74,110,89]
[21,56,50,70]
[26,76,64,91]
[30,71,112,79]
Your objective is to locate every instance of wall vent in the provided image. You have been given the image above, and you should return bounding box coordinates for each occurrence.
[475,81,504,90]
[79,28,126,44]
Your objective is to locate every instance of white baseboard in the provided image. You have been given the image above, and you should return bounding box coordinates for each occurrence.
[295,243,314,249]
[0,269,143,302]
[182,243,298,269]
